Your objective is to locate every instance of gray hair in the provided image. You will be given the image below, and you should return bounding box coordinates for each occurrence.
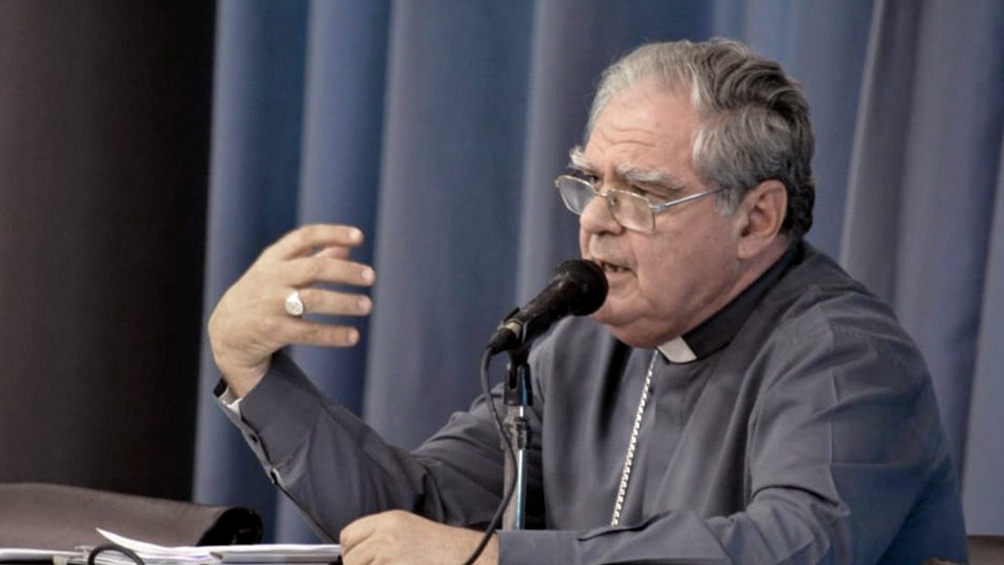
[586,39,815,239]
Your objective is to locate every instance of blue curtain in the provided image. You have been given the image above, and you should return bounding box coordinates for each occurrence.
[194,0,1004,540]
[839,0,1004,535]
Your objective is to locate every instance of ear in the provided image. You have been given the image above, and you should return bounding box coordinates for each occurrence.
[735,179,787,259]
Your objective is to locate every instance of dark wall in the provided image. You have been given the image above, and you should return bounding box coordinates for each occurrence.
[0,1,215,500]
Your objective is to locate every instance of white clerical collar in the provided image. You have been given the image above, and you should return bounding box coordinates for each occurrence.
[657,337,697,363]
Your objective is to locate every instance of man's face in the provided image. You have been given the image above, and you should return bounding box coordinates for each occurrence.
[576,81,748,347]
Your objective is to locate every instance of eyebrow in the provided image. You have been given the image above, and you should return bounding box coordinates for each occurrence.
[567,146,593,173]
[616,164,685,192]
[567,146,686,193]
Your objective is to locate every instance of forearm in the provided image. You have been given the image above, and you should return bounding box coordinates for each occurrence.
[219,351,506,535]
[495,493,842,565]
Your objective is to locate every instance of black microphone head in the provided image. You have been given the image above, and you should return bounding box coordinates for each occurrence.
[486,259,608,355]
[553,259,608,316]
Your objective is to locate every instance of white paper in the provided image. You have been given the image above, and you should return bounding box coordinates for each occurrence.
[0,548,78,563]
[97,528,341,563]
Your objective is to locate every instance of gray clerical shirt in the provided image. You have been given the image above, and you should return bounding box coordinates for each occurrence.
[219,242,968,564]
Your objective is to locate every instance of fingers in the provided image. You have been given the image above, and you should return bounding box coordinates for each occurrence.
[279,288,374,348]
[265,224,365,261]
[276,317,365,348]
[339,511,409,564]
[207,224,375,394]
[339,511,496,565]
[338,512,377,552]
[294,287,373,318]
[256,224,375,291]
[283,254,376,289]
[314,245,353,260]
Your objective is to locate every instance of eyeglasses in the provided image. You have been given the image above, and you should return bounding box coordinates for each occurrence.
[555,174,727,233]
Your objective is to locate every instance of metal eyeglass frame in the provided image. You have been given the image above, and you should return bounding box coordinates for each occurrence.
[554,174,727,233]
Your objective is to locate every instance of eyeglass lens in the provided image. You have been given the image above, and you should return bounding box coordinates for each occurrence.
[556,176,651,232]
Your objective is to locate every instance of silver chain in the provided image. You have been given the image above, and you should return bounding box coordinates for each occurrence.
[610,350,659,526]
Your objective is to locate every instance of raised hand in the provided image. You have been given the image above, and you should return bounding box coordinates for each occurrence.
[208,224,375,396]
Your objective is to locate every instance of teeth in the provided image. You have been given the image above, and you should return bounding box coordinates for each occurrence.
[602,262,625,273]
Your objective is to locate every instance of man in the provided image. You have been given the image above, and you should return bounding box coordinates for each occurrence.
[209,39,968,563]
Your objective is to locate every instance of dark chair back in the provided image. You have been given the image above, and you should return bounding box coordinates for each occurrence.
[0,482,262,550]
[967,535,1004,565]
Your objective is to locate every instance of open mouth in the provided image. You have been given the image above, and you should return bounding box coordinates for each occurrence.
[597,260,630,274]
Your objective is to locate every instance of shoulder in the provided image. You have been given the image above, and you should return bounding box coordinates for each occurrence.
[767,245,916,347]
[749,244,930,391]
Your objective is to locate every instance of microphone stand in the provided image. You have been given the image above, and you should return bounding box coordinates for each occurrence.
[502,342,532,530]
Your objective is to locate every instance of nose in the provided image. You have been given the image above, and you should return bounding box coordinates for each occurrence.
[579,191,623,235]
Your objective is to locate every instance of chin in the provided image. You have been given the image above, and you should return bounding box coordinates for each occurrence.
[594,308,678,349]
[589,303,618,327]
[607,326,663,349]
[592,311,653,348]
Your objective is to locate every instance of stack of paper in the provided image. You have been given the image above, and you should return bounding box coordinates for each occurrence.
[0,548,78,563]
[55,529,342,565]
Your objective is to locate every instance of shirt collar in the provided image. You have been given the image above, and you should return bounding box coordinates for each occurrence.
[657,337,697,363]
[657,242,802,363]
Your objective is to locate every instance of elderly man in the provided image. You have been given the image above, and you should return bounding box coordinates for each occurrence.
[209,39,967,563]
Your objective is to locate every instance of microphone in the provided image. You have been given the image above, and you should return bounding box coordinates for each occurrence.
[486,259,608,354]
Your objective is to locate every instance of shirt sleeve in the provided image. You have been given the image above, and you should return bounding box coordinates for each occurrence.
[218,350,510,538]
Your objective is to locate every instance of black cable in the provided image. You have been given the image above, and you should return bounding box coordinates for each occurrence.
[86,544,145,565]
[461,348,519,565]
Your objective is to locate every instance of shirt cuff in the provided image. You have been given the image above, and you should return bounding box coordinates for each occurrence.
[218,386,243,415]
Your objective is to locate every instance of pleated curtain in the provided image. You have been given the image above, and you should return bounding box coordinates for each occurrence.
[193,0,1004,540]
